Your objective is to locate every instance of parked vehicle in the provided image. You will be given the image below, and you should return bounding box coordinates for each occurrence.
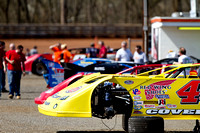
[38,64,200,132]
[35,64,167,104]
[24,53,52,76]
[43,58,141,88]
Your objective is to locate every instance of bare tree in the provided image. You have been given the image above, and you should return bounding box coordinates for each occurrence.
[5,0,10,23]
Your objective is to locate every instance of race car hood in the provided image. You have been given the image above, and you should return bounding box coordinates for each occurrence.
[38,73,114,117]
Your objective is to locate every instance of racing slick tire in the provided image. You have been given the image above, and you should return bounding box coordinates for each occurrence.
[122,114,130,132]
[32,60,47,76]
[127,116,164,133]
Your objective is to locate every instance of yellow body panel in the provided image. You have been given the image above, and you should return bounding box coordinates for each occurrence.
[38,73,113,117]
[38,64,200,120]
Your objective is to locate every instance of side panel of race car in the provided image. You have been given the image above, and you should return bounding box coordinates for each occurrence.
[34,72,85,104]
[112,76,200,120]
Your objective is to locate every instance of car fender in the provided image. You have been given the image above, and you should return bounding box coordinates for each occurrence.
[38,73,113,117]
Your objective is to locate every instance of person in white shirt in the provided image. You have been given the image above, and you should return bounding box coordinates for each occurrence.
[173,47,193,64]
[133,45,148,64]
[115,41,132,62]
[173,47,193,75]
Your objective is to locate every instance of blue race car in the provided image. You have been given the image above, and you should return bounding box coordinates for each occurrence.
[41,58,141,88]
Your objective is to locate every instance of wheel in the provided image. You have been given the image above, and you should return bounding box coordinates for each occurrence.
[128,116,164,133]
[32,60,47,76]
[122,114,129,132]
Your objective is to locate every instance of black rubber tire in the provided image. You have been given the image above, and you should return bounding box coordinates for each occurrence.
[32,60,47,76]
[128,116,164,133]
[122,114,129,132]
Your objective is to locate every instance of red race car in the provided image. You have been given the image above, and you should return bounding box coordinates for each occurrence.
[25,53,53,76]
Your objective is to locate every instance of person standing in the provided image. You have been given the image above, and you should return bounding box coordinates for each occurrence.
[86,43,98,58]
[133,45,148,65]
[25,48,31,58]
[0,41,6,97]
[30,45,38,55]
[6,45,26,99]
[173,47,193,65]
[173,47,193,75]
[60,44,72,63]
[115,41,132,62]
[49,43,62,64]
[1,43,15,93]
[98,41,107,58]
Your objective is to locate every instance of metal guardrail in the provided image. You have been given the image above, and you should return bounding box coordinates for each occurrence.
[0,24,142,38]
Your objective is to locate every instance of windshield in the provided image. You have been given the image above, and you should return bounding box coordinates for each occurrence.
[85,76,106,83]
[137,66,177,76]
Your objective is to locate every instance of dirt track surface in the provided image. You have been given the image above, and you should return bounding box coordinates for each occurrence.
[0,74,197,133]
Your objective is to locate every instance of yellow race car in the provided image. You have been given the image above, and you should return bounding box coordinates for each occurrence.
[38,64,200,132]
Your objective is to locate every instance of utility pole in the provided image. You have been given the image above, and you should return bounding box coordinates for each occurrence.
[60,0,65,24]
[143,0,149,59]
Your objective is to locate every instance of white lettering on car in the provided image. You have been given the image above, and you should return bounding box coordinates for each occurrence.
[146,109,200,115]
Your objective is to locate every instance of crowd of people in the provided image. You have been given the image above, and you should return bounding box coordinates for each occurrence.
[0,39,195,100]
[0,41,39,99]
[0,41,25,99]
[115,41,148,64]
[86,40,148,65]
[49,43,72,64]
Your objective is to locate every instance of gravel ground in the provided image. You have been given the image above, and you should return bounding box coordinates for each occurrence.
[0,74,197,133]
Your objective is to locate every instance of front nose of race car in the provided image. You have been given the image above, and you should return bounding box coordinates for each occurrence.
[38,84,94,117]
[38,73,113,117]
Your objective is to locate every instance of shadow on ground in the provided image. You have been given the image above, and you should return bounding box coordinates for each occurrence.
[57,131,125,133]
[57,131,193,133]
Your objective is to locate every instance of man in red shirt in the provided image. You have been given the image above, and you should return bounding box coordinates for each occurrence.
[0,41,6,98]
[6,45,26,99]
[98,41,107,58]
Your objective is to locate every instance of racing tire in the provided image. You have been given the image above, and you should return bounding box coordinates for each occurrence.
[128,116,164,133]
[122,114,130,132]
[32,60,47,76]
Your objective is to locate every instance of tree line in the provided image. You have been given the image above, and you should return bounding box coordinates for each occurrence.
[0,0,192,24]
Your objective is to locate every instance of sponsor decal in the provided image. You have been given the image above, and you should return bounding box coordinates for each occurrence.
[52,93,61,98]
[59,96,69,100]
[156,106,166,109]
[158,99,166,106]
[144,104,155,108]
[134,106,142,110]
[53,103,58,109]
[133,111,143,114]
[132,89,141,95]
[80,61,93,64]
[155,94,170,99]
[45,88,54,94]
[94,67,105,71]
[146,109,200,115]
[44,101,50,105]
[134,101,143,106]
[144,101,158,104]
[65,86,82,93]
[133,96,141,100]
[48,62,54,67]
[167,104,177,108]
[124,80,134,85]
[140,80,176,100]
